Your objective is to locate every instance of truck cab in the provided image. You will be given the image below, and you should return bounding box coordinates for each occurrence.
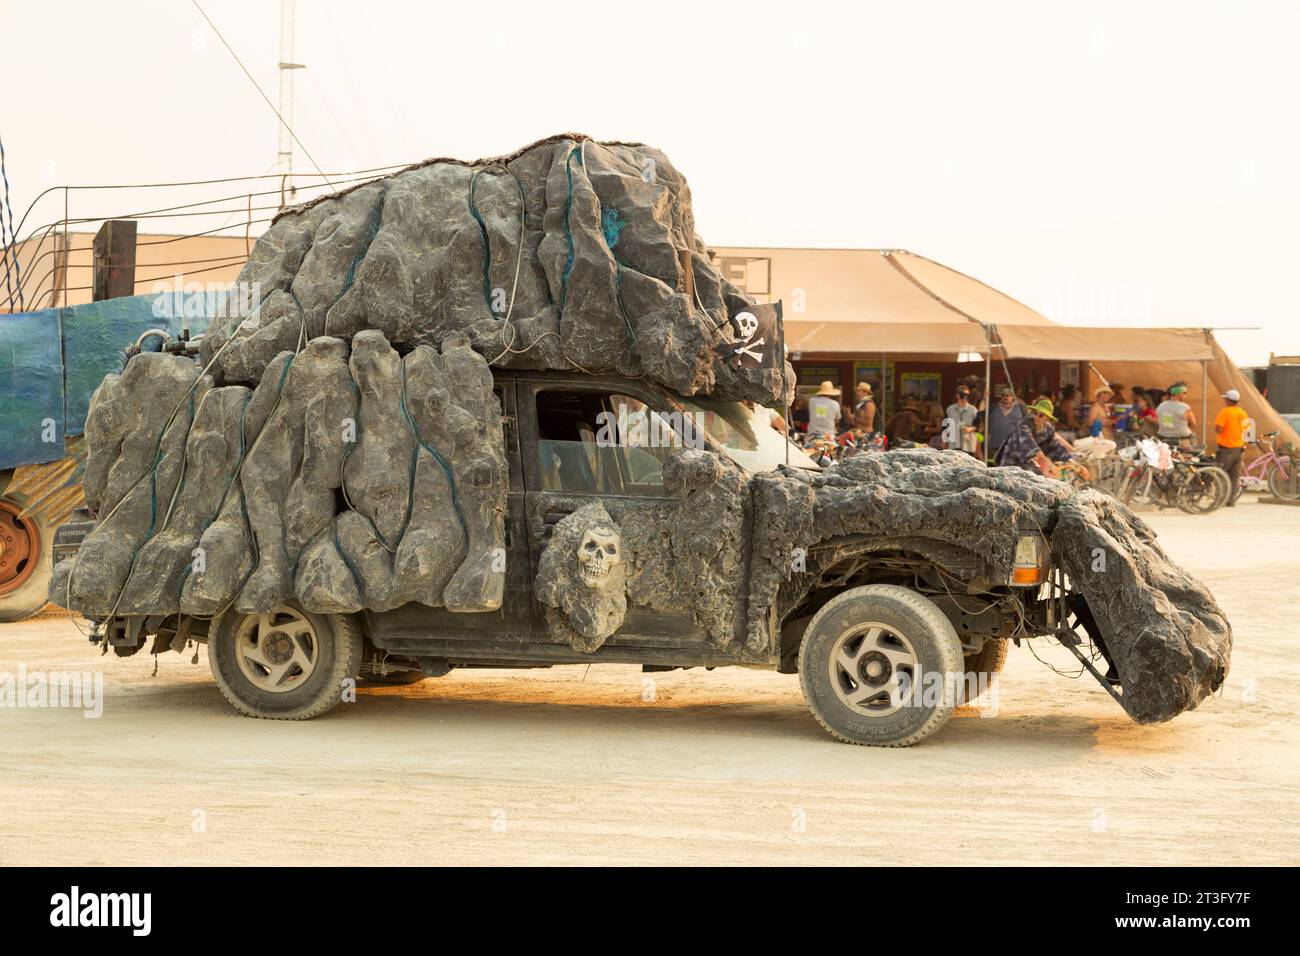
[366,370,813,666]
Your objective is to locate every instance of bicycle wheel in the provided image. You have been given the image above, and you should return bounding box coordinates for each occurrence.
[1179,467,1228,514]
[1267,460,1300,500]
[1120,467,1151,506]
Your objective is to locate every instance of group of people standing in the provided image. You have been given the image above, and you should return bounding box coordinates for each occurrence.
[789,374,1253,504]
[798,379,981,450]
[1053,382,1193,442]
[996,380,1253,504]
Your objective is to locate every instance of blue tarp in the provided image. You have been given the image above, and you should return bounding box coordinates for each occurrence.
[62,292,214,435]
[0,309,66,471]
[1,292,219,471]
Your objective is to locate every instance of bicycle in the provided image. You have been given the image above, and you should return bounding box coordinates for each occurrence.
[1059,452,1130,497]
[1237,431,1299,500]
[1118,441,1230,514]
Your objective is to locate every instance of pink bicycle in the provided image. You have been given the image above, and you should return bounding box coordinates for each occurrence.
[1239,431,1299,499]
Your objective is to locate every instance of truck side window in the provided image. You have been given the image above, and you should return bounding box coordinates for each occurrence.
[533,390,688,495]
[535,390,617,494]
[606,394,684,491]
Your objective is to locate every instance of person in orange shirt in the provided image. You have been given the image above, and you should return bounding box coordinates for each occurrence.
[1214,389,1252,507]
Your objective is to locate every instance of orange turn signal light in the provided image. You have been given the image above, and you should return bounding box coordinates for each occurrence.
[1011,565,1047,585]
[1009,534,1051,587]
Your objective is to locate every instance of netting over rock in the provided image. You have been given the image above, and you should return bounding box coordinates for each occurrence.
[53,330,506,619]
[201,134,792,406]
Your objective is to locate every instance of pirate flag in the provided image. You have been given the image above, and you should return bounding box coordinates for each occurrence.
[715,301,783,370]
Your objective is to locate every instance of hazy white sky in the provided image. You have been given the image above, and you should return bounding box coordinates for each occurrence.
[4,0,1297,365]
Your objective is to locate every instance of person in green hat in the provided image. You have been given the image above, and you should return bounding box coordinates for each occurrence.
[1156,381,1197,447]
[995,397,1076,477]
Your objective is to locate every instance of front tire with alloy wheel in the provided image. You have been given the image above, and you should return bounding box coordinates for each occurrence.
[798,584,965,747]
[208,604,361,719]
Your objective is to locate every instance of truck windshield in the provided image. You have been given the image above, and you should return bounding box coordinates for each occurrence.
[678,399,819,473]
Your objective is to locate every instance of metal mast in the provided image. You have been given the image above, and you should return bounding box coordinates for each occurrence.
[277,0,305,203]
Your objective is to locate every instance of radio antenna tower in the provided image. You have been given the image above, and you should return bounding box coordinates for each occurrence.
[277,0,305,204]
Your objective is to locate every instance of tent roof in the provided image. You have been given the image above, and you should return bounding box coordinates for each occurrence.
[886,251,1056,327]
[996,324,1213,362]
[710,246,1213,361]
[713,247,986,354]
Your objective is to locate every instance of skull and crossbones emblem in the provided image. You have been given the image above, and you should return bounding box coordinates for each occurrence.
[578,525,622,587]
[731,311,766,363]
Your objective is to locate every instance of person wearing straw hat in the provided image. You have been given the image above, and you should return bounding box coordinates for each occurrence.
[996,397,1075,477]
[1086,386,1114,439]
[851,380,877,433]
[807,380,843,437]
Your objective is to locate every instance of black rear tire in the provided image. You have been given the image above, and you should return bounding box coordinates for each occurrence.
[1178,467,1229,513]
[956,638,1009,705]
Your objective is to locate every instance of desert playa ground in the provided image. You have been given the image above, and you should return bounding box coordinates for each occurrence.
[2,498,1297,866]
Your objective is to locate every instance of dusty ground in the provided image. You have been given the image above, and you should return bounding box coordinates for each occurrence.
[2,497,1297,866]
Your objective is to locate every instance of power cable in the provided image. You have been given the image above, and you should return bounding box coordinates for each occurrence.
[189,0,334,192]
[0,129,20,310]
[4,163,411,262]
[5,169,401,310]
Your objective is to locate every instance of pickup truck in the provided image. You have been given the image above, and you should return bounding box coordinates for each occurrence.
[71,365,1074,747]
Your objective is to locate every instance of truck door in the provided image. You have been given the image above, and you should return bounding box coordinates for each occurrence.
[518,378,717,648]
[365,377,533,644]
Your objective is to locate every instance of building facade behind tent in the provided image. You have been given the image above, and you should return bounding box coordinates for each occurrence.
[5,232,250,312]
[1265,355,1300,414]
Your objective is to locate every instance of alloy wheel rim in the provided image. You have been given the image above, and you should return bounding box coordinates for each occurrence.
[828,622,919,718]
[235,607,320,693]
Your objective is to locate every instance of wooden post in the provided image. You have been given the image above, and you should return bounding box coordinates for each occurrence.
[679,249,694,304]
[92,220,137,301]
[1201,358,1209,446]
[882,351,889,422]
[983,332,993,462]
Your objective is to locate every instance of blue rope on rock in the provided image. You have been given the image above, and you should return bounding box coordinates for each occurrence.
[468,164,528,321]
[557,145,582,319]
[399,360,469,555]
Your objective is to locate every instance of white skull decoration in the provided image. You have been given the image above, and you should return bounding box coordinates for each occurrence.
[578,525,622,588]
[733,311,759,342]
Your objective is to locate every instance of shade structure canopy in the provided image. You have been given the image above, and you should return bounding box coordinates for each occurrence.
[714,247,988,355]
[710,246,1214,362]
[993,324,1214,362]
